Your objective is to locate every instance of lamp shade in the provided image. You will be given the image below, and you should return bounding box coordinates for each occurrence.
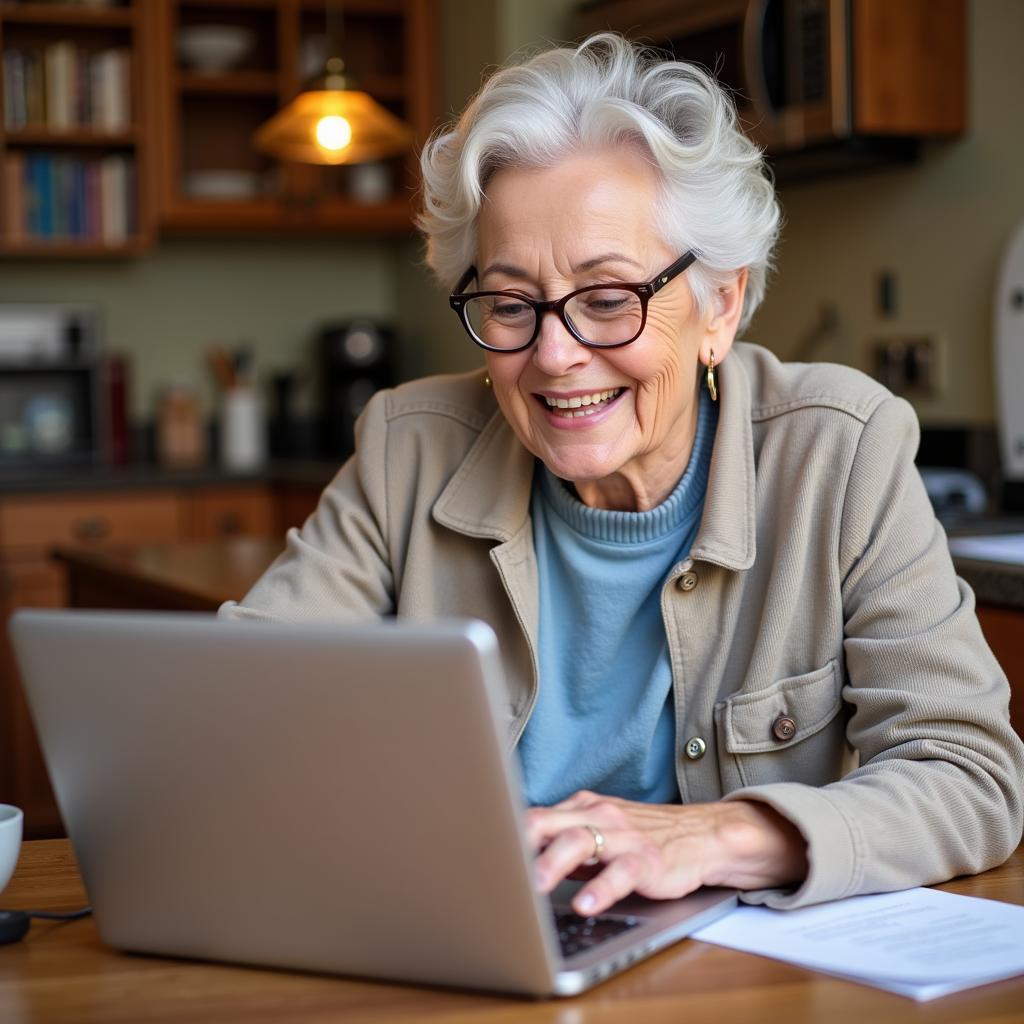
[253,88,414,166]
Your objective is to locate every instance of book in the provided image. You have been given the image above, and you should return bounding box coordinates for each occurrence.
[24,50,45,126]
[44,40,76,130]
[24,153,48,237]
[52,155,71,238]
[71,160,88,238]
[2,152,25,242]
[122,156,135,239]
[75,47,91,127]
[3,50,27,129]
[99,153,126,244]
[90,48,130,131]
[85,159,101,239]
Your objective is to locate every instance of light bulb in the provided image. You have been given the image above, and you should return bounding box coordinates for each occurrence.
[315,115,352,152]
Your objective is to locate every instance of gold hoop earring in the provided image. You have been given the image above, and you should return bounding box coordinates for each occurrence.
[706,350,718,402]
[483,374,492,389]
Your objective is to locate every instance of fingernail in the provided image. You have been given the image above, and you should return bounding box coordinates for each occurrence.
[575,892,595,913]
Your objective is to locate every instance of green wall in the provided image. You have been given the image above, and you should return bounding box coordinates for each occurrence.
[750,0,1024,426]
[0,239,396,418]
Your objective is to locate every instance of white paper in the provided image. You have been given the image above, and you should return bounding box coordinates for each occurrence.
[948,533,1024,566]
[692,887,1024,1001]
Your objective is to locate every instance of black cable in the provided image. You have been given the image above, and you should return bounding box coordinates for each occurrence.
[0,906,92,945]
[25,907,92,921]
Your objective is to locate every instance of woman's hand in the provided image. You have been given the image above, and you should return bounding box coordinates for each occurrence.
[524,791,808,916]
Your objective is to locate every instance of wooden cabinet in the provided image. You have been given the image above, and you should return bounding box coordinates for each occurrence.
[0,0,155,257]
[0,489,185,550]
[0,0,439,255]
[977,604,1024,739]
[577,0,965,177]
[274,479,321,534]
[0,480,295,838]
[184,483,276,538]
[0,488,184,837]
[153,0,438,236]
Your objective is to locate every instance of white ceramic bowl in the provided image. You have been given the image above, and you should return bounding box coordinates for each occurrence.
[183,169,261,200]
[0,805,23,894]
[178,25,254,73]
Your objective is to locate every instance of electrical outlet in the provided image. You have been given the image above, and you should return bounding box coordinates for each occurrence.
[872,336,941,397]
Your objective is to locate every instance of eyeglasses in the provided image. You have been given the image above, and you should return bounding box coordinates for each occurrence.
[448,251,697,353]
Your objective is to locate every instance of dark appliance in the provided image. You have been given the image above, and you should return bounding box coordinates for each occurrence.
[318,320,394,458]
[0,304,101,467]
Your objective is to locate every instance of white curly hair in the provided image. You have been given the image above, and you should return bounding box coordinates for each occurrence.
[417,32,781,332]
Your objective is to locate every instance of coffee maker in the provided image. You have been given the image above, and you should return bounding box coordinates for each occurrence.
[318,320,394,458]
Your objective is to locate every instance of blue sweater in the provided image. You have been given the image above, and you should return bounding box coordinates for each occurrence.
[518,390,717,806]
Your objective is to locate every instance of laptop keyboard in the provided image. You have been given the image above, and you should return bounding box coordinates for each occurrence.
[553,909,640,958]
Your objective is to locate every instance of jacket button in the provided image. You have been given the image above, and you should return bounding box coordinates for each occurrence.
[772,715,797,742]
[684,736,707,760]
[677,571,698,592]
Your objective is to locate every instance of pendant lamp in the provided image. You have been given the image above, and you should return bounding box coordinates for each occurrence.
[253,2,413,166]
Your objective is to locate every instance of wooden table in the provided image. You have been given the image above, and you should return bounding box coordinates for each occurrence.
[49,541,1024,741]
[53,538,284,611]
[1,840,1022,1024]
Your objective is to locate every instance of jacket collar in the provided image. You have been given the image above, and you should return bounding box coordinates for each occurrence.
[689,352,757,570]
[432,405,535,543]
[433,354,757,570]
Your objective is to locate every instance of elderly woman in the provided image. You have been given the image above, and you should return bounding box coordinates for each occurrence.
[222,34,1024,916]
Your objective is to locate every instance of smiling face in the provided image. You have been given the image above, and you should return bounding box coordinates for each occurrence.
[476,145,746,512]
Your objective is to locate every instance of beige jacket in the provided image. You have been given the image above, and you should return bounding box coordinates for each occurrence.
[222,342,1024,909]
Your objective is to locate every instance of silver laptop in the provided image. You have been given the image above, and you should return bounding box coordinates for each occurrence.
[9,609,736,997]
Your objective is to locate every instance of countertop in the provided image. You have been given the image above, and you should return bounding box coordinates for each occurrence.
[0,458,341,494]
[4,463,1023,610]
[55,537,282,611]
[946,517,1024,610]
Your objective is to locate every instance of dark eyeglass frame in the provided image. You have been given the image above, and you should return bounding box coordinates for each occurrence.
[448,251,697,353]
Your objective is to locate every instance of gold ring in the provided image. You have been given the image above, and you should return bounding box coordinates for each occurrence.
[582,824,605,866]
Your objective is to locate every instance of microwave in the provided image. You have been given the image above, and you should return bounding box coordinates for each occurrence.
[577,0,965,172]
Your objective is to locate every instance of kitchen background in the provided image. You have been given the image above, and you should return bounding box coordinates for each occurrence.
[1,0,1023,840]
[0,0,1020,446]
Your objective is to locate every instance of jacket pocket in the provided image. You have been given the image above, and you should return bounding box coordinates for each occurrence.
[713,660,851,792]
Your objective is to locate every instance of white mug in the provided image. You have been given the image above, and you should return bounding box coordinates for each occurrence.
[0,805,23,894]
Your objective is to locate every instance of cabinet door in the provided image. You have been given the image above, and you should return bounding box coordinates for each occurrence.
[0,491,183,552]
[0,489,182,839]
[977,605,1024,739]
[275,482,322,534]
[852,0,966,136]
[0,558,67,839]
[185,485,276,539]
[154,0,438,235]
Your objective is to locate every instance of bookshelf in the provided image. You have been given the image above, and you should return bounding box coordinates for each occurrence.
[0,0,153,257]
[0,0,437,253]
[155,0,438,236]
